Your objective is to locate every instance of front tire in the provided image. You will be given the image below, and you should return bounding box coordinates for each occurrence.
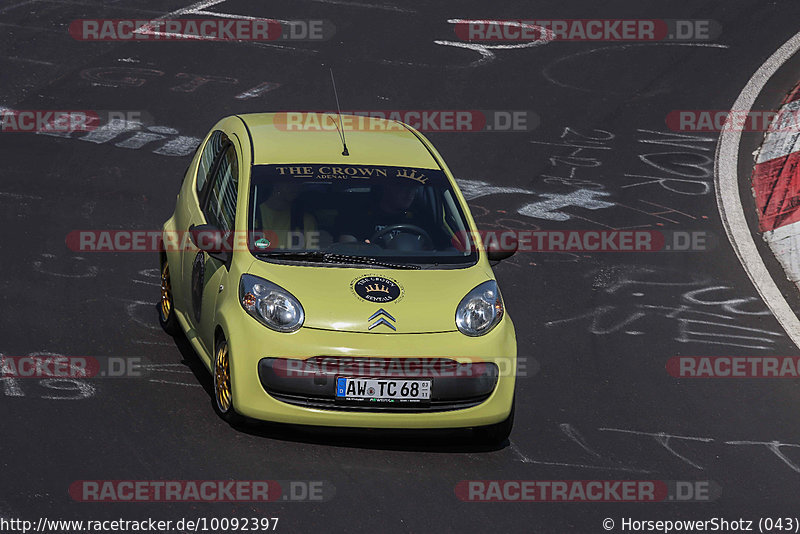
[473,400,514,446]
[213,336,244,424]
[158,259,180,336]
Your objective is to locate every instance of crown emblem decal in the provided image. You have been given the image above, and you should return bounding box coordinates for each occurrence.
[396,168,428,184]
[352,275,402,303]
[364,283,390,294]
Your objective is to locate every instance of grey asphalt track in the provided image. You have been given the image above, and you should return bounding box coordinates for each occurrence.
[3,1,800,532]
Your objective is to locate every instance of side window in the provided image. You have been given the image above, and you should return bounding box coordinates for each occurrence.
[196,130,227,194]
[204,144,239,233]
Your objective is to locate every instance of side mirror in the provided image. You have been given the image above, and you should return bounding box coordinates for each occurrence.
[189,224,231,264]
[486,233,517,262]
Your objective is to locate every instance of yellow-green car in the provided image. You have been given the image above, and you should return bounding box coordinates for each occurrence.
[159,112,517,443]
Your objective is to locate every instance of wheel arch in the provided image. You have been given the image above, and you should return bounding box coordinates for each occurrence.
[214,325,226,347]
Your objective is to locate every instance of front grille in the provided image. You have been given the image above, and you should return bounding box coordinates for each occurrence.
[267,391,491,413]
[257,356,499,413]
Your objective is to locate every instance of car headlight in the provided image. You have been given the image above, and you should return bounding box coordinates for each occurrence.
[240,274,304,332]
[455,280,504,336]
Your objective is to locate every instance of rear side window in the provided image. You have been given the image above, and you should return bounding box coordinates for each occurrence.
[205,144,239,232]
[196,130,227,194]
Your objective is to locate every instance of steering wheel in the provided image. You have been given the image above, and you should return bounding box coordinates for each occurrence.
[371,224,433,248]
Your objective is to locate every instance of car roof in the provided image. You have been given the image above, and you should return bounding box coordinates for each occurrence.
[237,112,441,169]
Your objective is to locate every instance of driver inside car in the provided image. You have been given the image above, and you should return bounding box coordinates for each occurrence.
[336,180,433,249]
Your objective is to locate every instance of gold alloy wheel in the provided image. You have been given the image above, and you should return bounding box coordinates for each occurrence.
[215,341,232,412]
[160,262,173,321]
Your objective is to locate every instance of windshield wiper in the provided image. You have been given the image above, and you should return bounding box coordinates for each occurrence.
[255,251,421,270]
[324,253,422,270]
[254,251,328,261]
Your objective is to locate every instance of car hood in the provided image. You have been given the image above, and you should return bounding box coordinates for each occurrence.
[243,259,494,334]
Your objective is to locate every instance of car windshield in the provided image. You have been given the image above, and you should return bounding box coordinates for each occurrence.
[247,164,478,266]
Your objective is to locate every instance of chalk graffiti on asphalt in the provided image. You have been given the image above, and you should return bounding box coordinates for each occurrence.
[545,265,782,350]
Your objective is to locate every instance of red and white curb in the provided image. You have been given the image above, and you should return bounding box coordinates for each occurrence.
[715,30,800,350]
[752,84,800,284]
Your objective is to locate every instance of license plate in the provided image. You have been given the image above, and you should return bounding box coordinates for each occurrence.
[336,377,431,401]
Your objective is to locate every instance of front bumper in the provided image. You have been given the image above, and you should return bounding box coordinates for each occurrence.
[219,304,517,429]
[258,356,499,412]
